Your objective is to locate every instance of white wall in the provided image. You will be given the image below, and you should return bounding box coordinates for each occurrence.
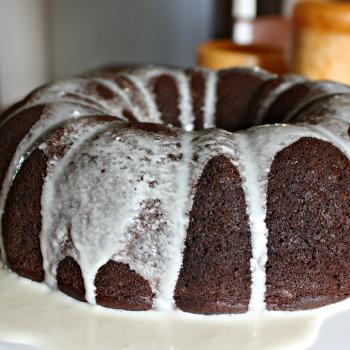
[0,0,218,108]
[50,0,216,79]
[0,0,50,108]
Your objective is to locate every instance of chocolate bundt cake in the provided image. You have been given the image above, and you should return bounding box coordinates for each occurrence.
[1,66,350,314]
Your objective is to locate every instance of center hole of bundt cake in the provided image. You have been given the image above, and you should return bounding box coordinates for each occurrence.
[152,71,315,132]
[211,76,317,132]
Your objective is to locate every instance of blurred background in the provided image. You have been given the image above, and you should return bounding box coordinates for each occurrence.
[1,0,350,109]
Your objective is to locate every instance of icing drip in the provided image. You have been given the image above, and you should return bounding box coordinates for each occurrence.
[153,131,193,310]
[234,132,269,314]
[175,72,194,131]
[121,72,162,123]
[203,70,218,129]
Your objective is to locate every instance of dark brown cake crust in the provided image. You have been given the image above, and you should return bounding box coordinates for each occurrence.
[57,256,86,302]
[0,105,45,191]
[175,155,252,314]
[186,69,205,130]
[95,260,154,311]
[266,137,350,310]
[2,149,47,282]
[57,258,155,310]
[152,74,181,127]
[215,69,269,131]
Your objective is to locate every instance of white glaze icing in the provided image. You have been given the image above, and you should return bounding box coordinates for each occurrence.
[121,72,162,123]
[40,118,121,293]
[0,66,350,320]
[41,124,195,308]
[203,69,218,129]
[172,71,195,131]
[0,264,349,350]
[153,131,193,310]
